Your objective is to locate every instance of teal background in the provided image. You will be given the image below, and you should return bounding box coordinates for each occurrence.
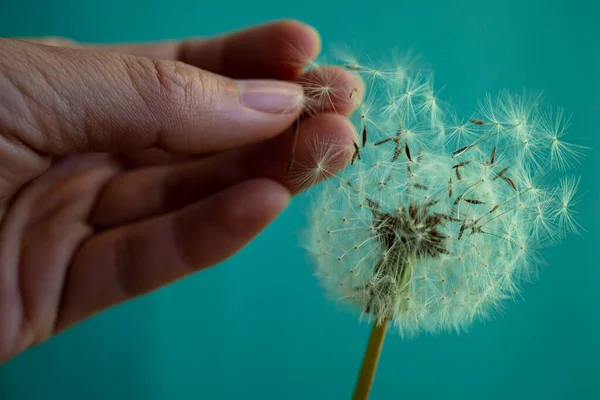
[1,1,599,399]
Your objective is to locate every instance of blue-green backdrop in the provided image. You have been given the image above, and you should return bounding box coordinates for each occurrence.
[0,1,599,399]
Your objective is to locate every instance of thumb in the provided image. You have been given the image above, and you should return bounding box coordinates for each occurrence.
[0,38,304,157]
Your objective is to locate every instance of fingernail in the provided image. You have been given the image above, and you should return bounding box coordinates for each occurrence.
[238,80,303,114]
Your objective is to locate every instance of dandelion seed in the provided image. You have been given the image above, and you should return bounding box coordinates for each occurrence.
[452,161,472,169]
[464,199,486,205]
[345,63,364,71]
[453,145,473,158]
[552,176,583,235]
[288,133,352,191]
[405,143,413,161]
[375,137,394,146]
[536,106,587,170]
[500,175,518,191]
[298,68,342,116]
[352,141,362,165]
[445,112,479,147]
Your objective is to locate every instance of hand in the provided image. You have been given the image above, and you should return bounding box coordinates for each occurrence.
[0,20,362,363]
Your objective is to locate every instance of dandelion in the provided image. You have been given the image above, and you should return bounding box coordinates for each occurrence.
[298,51,586,400]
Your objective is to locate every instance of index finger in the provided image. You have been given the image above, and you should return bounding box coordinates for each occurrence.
[22,19,321,80]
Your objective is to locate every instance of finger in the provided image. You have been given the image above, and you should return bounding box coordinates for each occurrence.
[1,38,305,158]
[21,19,321,80]
[92,113,356,228]
[55,178,290,331]
[8,154,119,337]
[101,19,320,80]
[113,65,364,169]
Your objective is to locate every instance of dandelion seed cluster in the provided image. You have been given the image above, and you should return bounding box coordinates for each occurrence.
[301,51,585,337]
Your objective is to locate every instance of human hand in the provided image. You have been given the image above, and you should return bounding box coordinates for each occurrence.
[0,20,363,363]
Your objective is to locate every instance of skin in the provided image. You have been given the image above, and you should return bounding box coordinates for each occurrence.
[0,20,364,364]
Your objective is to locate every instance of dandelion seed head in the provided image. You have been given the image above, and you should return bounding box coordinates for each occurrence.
[302,51,586,337]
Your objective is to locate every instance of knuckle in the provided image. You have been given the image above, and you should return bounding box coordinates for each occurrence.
[122,56,221,115]
[148,59,193,106]
[153,60,195,102]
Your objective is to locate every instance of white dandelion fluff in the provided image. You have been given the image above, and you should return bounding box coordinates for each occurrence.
[296,50,586,399]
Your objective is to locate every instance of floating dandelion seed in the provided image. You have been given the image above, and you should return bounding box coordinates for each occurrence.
[298,51,586,400]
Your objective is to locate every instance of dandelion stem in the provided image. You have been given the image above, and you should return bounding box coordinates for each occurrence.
[351,318,389,400]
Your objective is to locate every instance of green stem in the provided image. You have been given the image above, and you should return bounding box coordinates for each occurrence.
[351,318,389,400]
